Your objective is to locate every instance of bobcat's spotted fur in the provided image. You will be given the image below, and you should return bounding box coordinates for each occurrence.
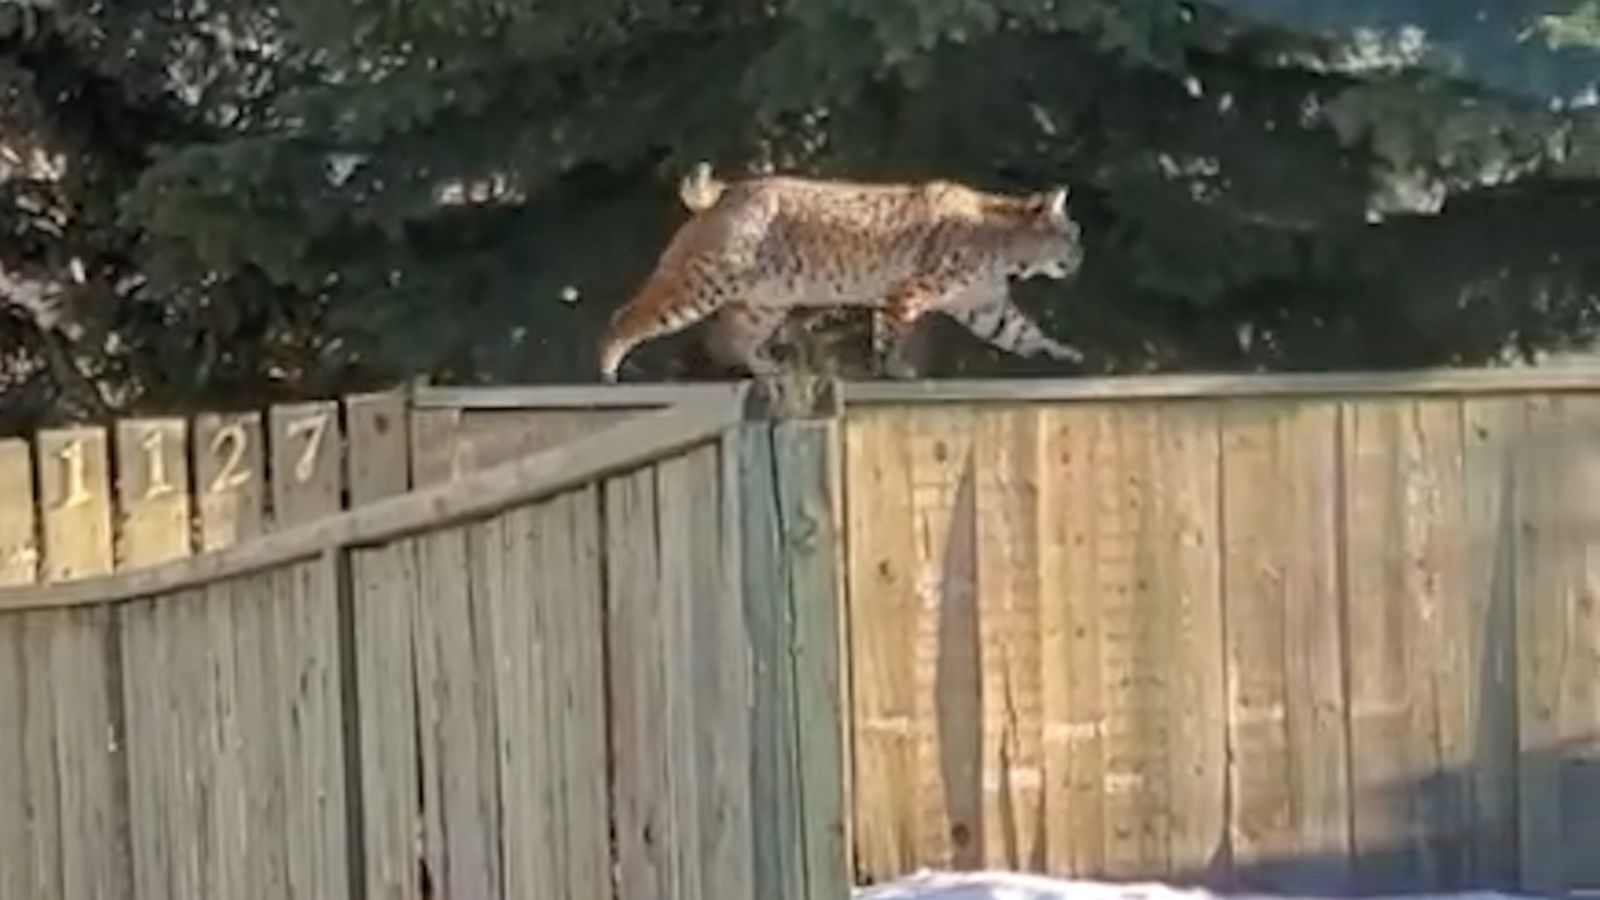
[598,164,1086,382]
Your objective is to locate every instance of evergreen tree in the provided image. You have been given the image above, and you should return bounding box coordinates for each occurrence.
[0,0,1597,426]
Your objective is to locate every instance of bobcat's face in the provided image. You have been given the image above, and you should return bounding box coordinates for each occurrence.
[1003,187,1084,281]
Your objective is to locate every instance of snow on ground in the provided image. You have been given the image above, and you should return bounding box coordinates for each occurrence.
[853,869,1544,900]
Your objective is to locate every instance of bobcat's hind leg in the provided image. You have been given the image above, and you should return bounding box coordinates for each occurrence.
[868,310,925,380]
[598,263,752,382]
[702,303,789,377]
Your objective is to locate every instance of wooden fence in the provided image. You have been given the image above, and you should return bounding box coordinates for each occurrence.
[0,384,847,900]
[838,370,1600,897]
[0,383,738,585]
[9,367,1600,898]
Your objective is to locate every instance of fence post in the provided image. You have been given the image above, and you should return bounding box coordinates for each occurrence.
[736,376,850,900]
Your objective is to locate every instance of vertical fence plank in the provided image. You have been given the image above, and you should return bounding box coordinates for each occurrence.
[699,442,757,900]
[1459,397,1521,889]
[773,421,849,900]
[552,486,618,900]
[491,506,551,900]
[418,526,499,900]
[1153,402,1226,881]
[352,540,421,900]
[19,614,62,899]
[972,406,1045,871]
[0,617,28,900]
[1098,405,1173,878]
[51,605,131,900]
[345,392,410,505]
[843,410,920,881]
[269,401,344,527]
[235,568,290,900]
[116,417,194,567]
[1341,400,1418,888]
[658,453,706,900]
[606,465,673,900]
[1221,401,1348,891]
[1039,405,1109,878]
[909,406,981,868]
[276,557,350,899]
[0,439,38,585]
[193,412,266,552]
[1342,398,1472,892]
[204,578,249,900]
[740,419,848,900]
[37,426,113,581]
[1515,393,1600,894]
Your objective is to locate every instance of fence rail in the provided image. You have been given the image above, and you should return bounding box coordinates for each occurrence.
[0,383,744,586]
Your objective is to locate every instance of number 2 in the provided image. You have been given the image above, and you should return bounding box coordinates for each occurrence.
[208,423,251,494]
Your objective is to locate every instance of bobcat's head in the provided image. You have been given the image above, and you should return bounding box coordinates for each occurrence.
[1002,186,1084,281]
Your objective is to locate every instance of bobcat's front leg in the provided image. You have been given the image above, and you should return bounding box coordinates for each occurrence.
[878,263,980,379]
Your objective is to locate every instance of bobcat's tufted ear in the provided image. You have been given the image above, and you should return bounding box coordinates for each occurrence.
[1039,186,1072,231]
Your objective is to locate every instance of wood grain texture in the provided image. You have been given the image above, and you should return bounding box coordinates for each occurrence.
[1038,405,1109,878]
[2,395,743,610]
[843,409,920,880]
[1514,393,1600,894]
[0,439,39,585]
[451,409,637,473]
[1458,397,1521,890]
[408,408,462,488]
[37,426,113,581]
[116,417,193,567]
[1093,405,1171,879]
[548,486,616,900]
[418,525,500,900]
[971,406,1045,871]
[907,405,981,869]
[351,540,421,900]
[193,412,266,553]
[269,401,344,527]
[1220,401,1348,892]
[773,421,850,900]
[1340,399,1471,892]
[1151,402,1226,881]
[46,606,130,899]
[344,391,410,504]
[739,422,849,900]
[605,465,674,900]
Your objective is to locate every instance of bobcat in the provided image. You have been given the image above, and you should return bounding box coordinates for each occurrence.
[597,163,1086,382]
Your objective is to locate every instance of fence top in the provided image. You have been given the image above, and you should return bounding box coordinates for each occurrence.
[840,365,1600,405]
[411,381,749,410]
[0,387,748,612]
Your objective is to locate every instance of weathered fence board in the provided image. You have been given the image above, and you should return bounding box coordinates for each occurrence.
[115,418,192,567]
[193,412,266,552]
[37,427,114,581]
[1219,401,1348,889]
[0,438,37,585]
[344,391,410,504]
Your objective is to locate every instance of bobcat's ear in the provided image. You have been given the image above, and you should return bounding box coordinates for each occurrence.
[1038,186,1072,230]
